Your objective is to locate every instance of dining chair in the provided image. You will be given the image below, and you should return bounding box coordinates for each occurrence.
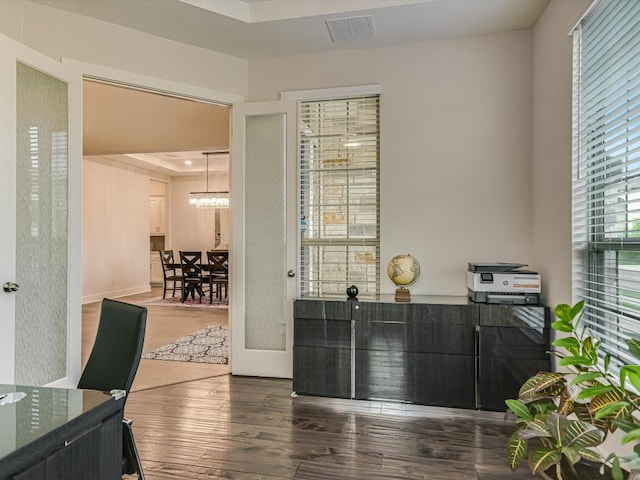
[159,249,182,299]
[207,250,229,303]
[179,250,207,302]
[77,298,147,479]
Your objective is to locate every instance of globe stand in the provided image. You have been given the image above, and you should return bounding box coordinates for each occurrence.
[395,287,411,302]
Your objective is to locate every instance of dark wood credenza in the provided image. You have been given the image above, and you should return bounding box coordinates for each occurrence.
[0,384,124,480]
[293,296,550,412]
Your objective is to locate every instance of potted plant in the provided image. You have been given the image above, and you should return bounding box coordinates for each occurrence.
[505,300,640,480]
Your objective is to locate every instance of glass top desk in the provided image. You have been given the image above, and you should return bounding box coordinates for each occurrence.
[0,384,125,480]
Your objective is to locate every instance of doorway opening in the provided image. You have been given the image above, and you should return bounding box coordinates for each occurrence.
[81,78,232,390]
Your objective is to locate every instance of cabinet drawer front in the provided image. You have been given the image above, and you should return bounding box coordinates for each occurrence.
[293,299,351,320]
[294,318,351,348]
[479,305,549,329]
[480,326,549,358]
[355,303,478,325]
[354,350,475,408]
[355,321,475,354]
[479,356,551,411]
[293,346,351,398]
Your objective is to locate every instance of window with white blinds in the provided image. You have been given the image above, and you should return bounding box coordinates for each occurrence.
[299,95,380,297]
[572,0,640,370]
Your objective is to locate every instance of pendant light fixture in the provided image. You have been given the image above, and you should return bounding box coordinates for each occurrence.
[188,151,229,209]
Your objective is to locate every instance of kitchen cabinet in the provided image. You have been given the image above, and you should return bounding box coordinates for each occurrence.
[293,296,550,412]
[149,252,163,285]
[149,196,165,235]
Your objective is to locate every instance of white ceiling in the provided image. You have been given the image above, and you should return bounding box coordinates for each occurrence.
[38,0,549,176]
[34,0,549,60]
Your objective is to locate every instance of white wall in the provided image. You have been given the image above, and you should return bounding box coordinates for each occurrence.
[0,1,248,97]
[531,0,592,308]
[82,158,151,302]
[1,0,593,303]
[0,1,243,302]
[250,30,534,295]
[170,174,230,253]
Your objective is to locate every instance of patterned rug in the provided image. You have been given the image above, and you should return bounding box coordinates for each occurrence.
[142,325,229,364]
[140,295,227,308]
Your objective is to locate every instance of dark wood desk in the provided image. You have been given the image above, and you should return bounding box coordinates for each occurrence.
[0,384,124,480]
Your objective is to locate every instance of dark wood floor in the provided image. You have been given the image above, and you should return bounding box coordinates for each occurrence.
[125,375,535,480]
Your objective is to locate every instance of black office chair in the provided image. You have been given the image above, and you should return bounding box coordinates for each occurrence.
[78,298,147,479]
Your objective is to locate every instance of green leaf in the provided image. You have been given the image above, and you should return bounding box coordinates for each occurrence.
[529,447,562,475]
[570,300,585,322]
[578,448,603,463]
[519,418,554,440]
[611,456,623,480]
[507,432,527,471]
[611,418,638,433]
[505,399,532,420]
[604,353,611,371]
[518,372,566,399]
[620,365,640,391]
[554,303,573,323]
[621,429,640,444]
[627,337,640,361]
[570,371,603,385]
[576,385,615,400]
[563,420,605,448]
[593,401,629,420]
[553,337,581,353]
[551,320,573,333]
[591,389,627,420]
[559,355,595,367]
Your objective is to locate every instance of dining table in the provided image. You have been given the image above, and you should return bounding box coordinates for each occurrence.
[168,250,228,303]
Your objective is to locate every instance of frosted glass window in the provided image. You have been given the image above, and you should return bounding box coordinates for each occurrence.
[245,113,287,350]
[15,62,68,384]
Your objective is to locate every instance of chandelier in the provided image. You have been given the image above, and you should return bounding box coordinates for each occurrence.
[189,151,229,209]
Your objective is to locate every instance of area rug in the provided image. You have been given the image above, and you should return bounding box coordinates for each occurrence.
[140,295,227,308]
[142,325,229,364]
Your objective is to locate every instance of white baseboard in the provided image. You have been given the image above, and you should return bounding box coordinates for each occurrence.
[82,285,151,304]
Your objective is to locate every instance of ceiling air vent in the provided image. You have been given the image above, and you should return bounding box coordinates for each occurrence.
[326,15,375,43]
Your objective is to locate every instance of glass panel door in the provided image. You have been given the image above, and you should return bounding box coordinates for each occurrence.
[231,101,297,378]
[0,33,81,386]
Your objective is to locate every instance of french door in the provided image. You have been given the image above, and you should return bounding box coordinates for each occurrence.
[0,34,82,386]
[230,100,298,378]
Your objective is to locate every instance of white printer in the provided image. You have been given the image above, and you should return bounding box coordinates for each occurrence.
[467,262,541,305]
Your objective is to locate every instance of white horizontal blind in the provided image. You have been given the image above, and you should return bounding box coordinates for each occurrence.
[299,95,380,297]
[573,0,640,370]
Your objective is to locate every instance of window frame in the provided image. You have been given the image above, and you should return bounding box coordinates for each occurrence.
[282,86,382,298]
[572,0,640,371]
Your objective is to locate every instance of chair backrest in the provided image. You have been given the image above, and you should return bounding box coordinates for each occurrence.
[180,251,203,279]
[207,250,229,277]
[77,298,147,395]
[159,250,176,276]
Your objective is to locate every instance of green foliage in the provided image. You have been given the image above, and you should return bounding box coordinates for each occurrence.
[505,300,640,479]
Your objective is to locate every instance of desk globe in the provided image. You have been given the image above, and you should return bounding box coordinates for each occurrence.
[387,254,420,302]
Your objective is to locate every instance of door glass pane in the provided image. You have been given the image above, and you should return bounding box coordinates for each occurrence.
[245,113,286,350]
[15,62,68,384]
